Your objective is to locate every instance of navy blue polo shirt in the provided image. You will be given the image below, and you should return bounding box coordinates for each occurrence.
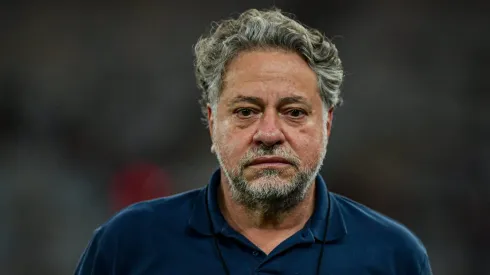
[75,170,432,274]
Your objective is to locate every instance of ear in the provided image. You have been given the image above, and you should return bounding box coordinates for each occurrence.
[207,104,214,137]
[207,104,216,153]
[327,107,334,137]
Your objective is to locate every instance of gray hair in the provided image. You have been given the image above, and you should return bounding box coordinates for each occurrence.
[194,8,344,126]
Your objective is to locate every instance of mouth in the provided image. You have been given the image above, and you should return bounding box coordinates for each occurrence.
[247,156,293,168]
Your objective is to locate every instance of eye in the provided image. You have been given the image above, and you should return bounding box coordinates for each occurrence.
[286,108,306,118]
[235,108,257,118]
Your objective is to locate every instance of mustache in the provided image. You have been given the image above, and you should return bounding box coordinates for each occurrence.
[240,145,300,167]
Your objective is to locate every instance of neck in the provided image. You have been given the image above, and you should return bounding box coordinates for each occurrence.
[218,173,316,233]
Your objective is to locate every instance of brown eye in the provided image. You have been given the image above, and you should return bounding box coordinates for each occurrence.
[287,109,306,118]
[236,108,256,118]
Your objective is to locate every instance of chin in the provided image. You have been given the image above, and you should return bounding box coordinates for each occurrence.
[247,174,296,191]
[243,166,296,180]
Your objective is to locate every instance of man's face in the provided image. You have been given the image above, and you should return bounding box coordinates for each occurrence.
[208,50,333,211]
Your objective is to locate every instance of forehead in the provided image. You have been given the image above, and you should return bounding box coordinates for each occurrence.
[221,50,319,103]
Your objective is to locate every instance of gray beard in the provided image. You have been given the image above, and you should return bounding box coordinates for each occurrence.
[226,168,315,219]
[216,143,324,218]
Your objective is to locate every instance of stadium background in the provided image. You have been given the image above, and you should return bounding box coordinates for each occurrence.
[0,1,489,274]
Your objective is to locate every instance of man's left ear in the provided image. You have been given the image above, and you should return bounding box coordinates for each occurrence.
[327,107,334,137]
[207,104,214,132]
[207,104,216,154]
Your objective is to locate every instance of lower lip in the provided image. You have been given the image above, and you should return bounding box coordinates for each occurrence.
[248,162,291,168]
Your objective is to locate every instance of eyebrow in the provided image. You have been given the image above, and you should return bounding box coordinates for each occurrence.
[277,96,312,110]
[227,96,265,107]
[227,95,312,110]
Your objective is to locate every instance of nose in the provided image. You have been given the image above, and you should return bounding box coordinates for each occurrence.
[252,109,286,147]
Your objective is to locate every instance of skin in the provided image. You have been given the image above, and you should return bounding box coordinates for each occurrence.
[207,49,334,254]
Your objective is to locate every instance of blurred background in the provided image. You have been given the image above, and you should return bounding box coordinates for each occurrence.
[1,1,489,274]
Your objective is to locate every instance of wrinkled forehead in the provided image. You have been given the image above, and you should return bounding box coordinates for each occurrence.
[220,50,320,106]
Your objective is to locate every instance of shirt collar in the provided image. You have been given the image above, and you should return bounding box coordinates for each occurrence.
[188,169,226,236]
[309,172,348,242]
[188,169,347,242]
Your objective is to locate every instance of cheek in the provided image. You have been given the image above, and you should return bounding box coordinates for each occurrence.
[214,121,251,159]
[291,128,325,163]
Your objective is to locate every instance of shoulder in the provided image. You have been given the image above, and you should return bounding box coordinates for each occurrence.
[90,188,203,253]
[75,188,204,274]
[101,188,202,235]
[332,193,432,274]
[95,188,203,256]
[332,193,425,250]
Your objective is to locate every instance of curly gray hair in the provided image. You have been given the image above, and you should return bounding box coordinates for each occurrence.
[194,8,344,126]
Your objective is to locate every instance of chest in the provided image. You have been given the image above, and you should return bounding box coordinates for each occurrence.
[117,237,393,275]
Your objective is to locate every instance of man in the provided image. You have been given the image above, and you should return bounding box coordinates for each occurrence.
[75,8,432,275]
